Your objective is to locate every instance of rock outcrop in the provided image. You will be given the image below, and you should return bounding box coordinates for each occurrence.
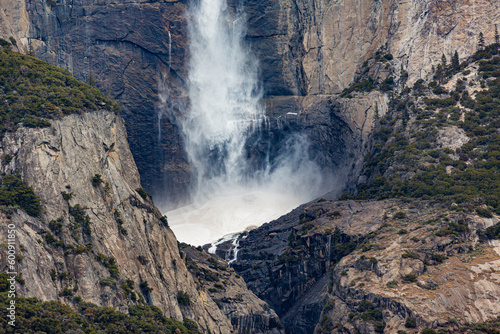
[226,199,500,333]
[181,245,284,334]
[0,110,280,333]
[0,0,192,203]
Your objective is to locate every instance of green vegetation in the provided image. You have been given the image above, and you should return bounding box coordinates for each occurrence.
[139,280,153,293]
[317,314,334,334]
[476,207,493,218]
[452,315,500,333]
[61,190,73,201]
[343,43,500,216]
[341,78,377,96]
[402,274,418,283]
[341,48,397,97]
[402,250,419,259]
[0,173,41,216]
[177,290,191,306]
[435,219,469,237]
[0,45,119,139]
[92,173,103,186]
[99,276,116,287]
[354,301,385,333]
[0,273,200,333]
[96,253,120,279]
[420,329,437,334]
[136,187,151,200]
[405,317,417,328]
[121,279,138,302]
[393,211,407,219]
[114,209,128,235]
[69,204,92,235]
[386,280,398,288]
[160,215,169,227]
[482,222,500,239]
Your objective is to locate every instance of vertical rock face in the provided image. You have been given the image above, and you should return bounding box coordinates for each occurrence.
[244,0,500,94]
[181,246,284,334]
[0,0,30,53]
[1,0,497,199]
[0,111,237,333]
[2,0,192,204]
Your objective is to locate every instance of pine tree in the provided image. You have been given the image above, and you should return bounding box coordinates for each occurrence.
[452,51,460,73]
[88,70,96,86]
[441,54,447,69]
[495,25,499,45]
[441,54,448,78]
[478,32,485,50]
[436,63,443,84]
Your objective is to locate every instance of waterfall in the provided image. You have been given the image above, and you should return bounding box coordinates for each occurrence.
[158,30,172,147]
[164,0,325,245]
[182,0,263,200]
[168,31,172,70]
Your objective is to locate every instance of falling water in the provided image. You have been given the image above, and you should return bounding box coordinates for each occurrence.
[168,31,172,70]
[181,0,263,198]
[164,0,325,245]
[157,31,172,146]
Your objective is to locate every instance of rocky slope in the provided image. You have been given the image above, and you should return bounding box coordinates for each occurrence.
[0,108,281,333]
[219,199,500,334]
[218,45,500,333]
[2,0,497,200]
[181,245,283,334]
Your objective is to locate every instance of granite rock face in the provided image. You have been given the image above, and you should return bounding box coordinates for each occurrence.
[0,110,281,333]
[243,0,500,94]
[226,199,500,333]
[2,0,497,201]
[1,0,192,204]
[181,245,284,334]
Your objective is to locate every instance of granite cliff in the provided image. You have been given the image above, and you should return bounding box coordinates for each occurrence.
[0,0,499,333]
[1,0,497,200]
[218,199,500,334]
[0,48,282,332]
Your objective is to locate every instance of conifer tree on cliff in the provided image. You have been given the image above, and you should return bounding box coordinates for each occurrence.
[452,51,460,73]
[478,32,485,50]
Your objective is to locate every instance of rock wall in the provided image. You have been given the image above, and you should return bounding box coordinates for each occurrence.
[228,199,500,333]
[182,246,284,334]
[0,0,192,204]
[0,0,30,53]
[0,110,280,334]
[245,0,500,94]
[2,0,497,201]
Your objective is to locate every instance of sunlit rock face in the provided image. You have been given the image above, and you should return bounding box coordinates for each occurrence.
[0,109,285,334]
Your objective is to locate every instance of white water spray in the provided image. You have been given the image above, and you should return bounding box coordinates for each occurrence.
[164,0,326,245]
[182,0,263,198]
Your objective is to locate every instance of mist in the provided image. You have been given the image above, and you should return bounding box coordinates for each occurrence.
[159,0,328,245]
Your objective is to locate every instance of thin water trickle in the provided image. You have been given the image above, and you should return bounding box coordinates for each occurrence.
[168,31,171,70]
